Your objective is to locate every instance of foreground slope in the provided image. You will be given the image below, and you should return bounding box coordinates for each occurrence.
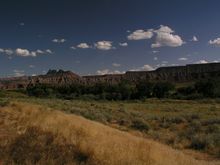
[0,102,219,165]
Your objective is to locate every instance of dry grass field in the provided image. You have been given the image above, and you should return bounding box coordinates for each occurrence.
[13,96,220,159]
[0,101,220,165]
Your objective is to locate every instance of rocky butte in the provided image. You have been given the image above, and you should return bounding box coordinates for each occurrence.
[1,63,220,90]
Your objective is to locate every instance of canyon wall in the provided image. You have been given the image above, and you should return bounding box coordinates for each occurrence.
[1,63,220,90]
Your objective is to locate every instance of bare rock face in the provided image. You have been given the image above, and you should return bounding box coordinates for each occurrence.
[83,63,220,84]
[1,63,220,90]
[0,76,30,90]
[82,74,124,85]
[29,69,82,87]
[0,70,82,90]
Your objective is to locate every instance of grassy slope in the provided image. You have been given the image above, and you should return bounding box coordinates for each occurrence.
[1,102,219,165]
[14,97,220,159]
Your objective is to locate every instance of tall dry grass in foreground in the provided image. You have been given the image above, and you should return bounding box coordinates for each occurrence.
[0,102,219,165]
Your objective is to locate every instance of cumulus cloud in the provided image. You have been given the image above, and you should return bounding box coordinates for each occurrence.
[36,49,44,54]
[112,63,121,67]
[13,69,25,77]
[96,69,124,75]
[15,48,52,57]
[209,38,220,46]
[1,48,52,57]
[95,41,113,50]
[171,64,179,66]
[52,38,66,43]
[0,48,13,55]
[152,50,159,54]
[15,48,33,57]
[141,64,154,71]
[119,42,128,47]
[45,49,53,54]
[70,46,76,50]
[178,57,188,61]
[196,60,208,64]
[156,63,167,67]
[127,29,153,40]
[130,64,154,71]
[77,43,90,49]
[191,36,198,42]
[151,25,184,48]
[162,61,168,64]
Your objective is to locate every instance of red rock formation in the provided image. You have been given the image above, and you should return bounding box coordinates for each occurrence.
[1,63,220,90]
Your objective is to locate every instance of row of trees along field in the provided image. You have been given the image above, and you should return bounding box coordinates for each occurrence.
[26,79,220,100]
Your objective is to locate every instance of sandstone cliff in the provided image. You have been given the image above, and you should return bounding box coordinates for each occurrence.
[1,63,220,90]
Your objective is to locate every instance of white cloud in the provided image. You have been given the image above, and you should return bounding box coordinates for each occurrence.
[0,48,13,55]
[96,69,124,75]
[52,38,66,43]
[141,64,154,71]
[95,41,113,50]
[45,49,53,54]
[70,46,76,50]
[29,65,35,68]
[13,69,25,77]
[178,57,188,61]
[119,42,128,47]
[152,50,159,54]
[130,64,154,71]
[77,43,90,49]
[15,48,52,57]
[191,36,198,42]
[171,64,179,66]
[36,49,44,54]
[156,63,167,67]
[112,63,121,67]
[1,48,52,57]
[154,57,158,61]
[209,38,220,46]
[97,69,110,75]
[16,48,32,57]
[5,49,14,55]
[162,61,168,64]
[151,25,184,48]
[127,29,153,40]
[196,60,208,64]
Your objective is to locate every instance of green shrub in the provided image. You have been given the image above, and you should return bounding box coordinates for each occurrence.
[153,82,174,98]
[0,98,9,107]
[190,134,208,150]
[131,119,150,132]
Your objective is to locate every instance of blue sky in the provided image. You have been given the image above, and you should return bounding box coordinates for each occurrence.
[0,0,220,77]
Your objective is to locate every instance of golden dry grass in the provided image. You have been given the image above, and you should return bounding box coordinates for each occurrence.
[0,102,220,165]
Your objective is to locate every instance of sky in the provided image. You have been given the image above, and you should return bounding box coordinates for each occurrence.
[0,0,220,77]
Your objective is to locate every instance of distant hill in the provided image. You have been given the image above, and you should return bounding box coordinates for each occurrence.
[1,62,220,90]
